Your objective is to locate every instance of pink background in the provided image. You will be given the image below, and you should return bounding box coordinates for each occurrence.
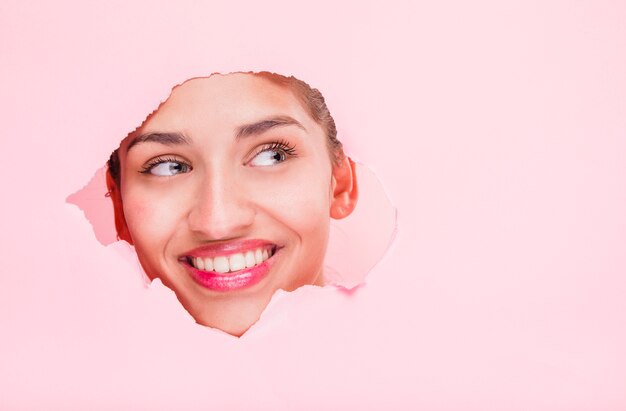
[2,1,626,409]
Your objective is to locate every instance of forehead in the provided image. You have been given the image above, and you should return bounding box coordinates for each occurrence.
[139,74,310,132]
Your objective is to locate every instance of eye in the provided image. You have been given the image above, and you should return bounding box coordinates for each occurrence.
[248,140,297,167]
[140,157,192,176]
[250,149,286,166]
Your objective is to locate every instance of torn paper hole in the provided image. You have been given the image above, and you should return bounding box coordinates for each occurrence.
[67,72,396,337]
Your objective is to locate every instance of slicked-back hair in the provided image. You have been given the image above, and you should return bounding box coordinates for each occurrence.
[107,72,342,187]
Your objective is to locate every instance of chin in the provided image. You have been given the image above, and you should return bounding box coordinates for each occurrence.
[150,254,327,336]
[178,289,277,337]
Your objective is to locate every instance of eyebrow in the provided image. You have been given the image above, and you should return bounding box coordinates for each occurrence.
[235,115,306,140]
[125,116,305,153]
[126,132,190,153]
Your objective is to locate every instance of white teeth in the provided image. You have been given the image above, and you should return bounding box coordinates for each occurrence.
[204,257,214,271]
[245,251,256,268]
[229,253,246,271]
[190,246,275,272]
[213,256,230,273]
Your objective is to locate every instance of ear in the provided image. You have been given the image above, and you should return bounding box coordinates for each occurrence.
[106,168,133,244]
[330,156,359,219]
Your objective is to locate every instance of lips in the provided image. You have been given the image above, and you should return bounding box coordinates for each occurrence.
[180,240,278,292]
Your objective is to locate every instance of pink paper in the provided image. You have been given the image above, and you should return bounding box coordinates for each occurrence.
[2,1,626,409]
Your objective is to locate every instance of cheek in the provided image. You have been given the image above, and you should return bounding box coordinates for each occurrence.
[122,188,183,249]
[257,166,332,287]
[246,163,333,286]
[249,164,332,231]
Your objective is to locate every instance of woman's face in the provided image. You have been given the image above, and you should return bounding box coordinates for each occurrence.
[116,74,345,336]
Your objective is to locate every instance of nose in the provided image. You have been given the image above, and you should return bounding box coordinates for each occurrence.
[187,169,255,240]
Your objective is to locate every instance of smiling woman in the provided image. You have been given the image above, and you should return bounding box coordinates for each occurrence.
[106,72,358,336]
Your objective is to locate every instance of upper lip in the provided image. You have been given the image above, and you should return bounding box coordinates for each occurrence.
[181,239,278,259]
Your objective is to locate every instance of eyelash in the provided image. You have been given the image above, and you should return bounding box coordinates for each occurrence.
[138,140,297,174]
[250,139,297,161]
[140,156,192,174]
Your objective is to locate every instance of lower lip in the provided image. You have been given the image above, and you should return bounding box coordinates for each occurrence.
[183,256,274,292]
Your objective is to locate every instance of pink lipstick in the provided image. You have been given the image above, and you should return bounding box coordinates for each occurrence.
[180,240,278,292]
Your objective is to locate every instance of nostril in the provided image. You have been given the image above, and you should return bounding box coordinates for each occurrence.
[186,193,257,241]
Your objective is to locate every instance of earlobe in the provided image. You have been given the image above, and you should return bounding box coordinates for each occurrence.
[105,169,133,244]
[330,156,359,220]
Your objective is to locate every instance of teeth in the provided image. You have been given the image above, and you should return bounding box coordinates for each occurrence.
[213,256,230,273]
[245,251,256,268]
[229,253,246,271]
[189,246,275,273]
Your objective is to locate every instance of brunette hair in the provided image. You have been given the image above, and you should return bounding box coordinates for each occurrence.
[107,72,343,186]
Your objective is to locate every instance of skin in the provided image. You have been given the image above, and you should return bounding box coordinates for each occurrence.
[107,74,358,336]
